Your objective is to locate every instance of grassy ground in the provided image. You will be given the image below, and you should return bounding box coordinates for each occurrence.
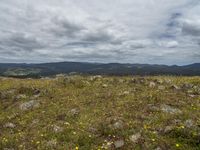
[0,75,200,150]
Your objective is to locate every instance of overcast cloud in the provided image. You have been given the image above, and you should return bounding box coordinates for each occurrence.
[0,0,200,65]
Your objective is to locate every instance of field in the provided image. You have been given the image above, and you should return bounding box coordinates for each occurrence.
[0,75,200,150]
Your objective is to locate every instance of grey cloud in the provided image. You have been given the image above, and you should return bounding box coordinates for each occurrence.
[182,21,200,36]
[50,17,85,38]
[1,33,45,51]
[0,0,199,65]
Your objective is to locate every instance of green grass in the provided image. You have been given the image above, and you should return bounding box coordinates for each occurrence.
[0,75,200,150]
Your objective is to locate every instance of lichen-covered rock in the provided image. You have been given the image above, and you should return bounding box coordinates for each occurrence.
[114,139,124,148]
[160,104,182,114]
[4,123,16,128]
[53,125,63,133]
[19,100,40,110]
[129,132,141,143]
[70,108,80,116]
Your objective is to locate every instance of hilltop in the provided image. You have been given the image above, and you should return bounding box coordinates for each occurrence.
[0,75,200,149]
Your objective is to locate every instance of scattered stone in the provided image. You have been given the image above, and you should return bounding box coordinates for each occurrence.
[4,123,16,128]
[123,91,130,95]
[70,108,80,116]
[158,86,165,90]
[182,83,193,89]
[53,125,63,133]
[155,147,162,150]
[189,94,196,98]
[19,100,40,111]
[6,89,16,94]
[112,120,124,130]
[149,82,156,88]
[90,75,102,81]
[172,119,181,125]
[160,104,182,114]
[102,84,108,88]
[118,79,124,83]
[16,94,27,100]
[46,139,57,148]
[31,119,39,125]
[184,119,194,128]
[129,132,141,143]
[148,104,159,111]
[171,85,180,90]
[164,126,174,133]
[156,79,164,84]
[114,139,124,148]
[164,79,172,84]
[88,127,98,134]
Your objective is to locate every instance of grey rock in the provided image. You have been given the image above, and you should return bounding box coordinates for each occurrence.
[16,94,27,99]
[88,127,98,134]
[164,126,174,133]
[46,139,57,148]
[155,147,162,150]
[149,82,156,88]
[53,125,63,133]
[102,84,108,88]
[160,104,182,114]
[184,119,194,128]
[112,120,124,130]
[4,123,16,128]
[182,83,193,89]
[158,86,165,90]
[171,85,180,90]
[129,132,141,143]
[123,91,130,95]
[70,108,80,116]
[19,100,40,111]
[114,140,124,148]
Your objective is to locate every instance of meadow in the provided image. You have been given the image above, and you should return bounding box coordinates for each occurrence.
[0,75,200,150]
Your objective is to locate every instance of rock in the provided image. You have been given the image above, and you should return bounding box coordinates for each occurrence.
[184,119,194,128]
[4,123,16,128]
[182,83,193,89]
[70,108,80,116]
[158,86,165,90]
[189,94,196,98]
[102,84,108,88]
[155,147,162,150]
[88,127,98,134]
[114,140,124,148]
[16,94,27,100]
[46,139,57,148]
[160,104,182,114]
[148,104,159,111]
[19,100,40,111]
[33,89,41,95]
[53,125,63,133]
[129,132,141,143]
[149,82,156,88]
[164,126,174,133]
[113,120,124,130]
[123,91,130,95]
[171,85,180,90]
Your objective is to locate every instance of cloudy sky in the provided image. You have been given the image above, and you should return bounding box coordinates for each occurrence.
[0,0,200,65]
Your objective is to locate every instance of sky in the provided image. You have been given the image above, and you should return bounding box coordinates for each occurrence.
[0,0,200,65]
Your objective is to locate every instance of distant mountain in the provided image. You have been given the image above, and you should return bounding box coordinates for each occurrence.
[0,62,200,77]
